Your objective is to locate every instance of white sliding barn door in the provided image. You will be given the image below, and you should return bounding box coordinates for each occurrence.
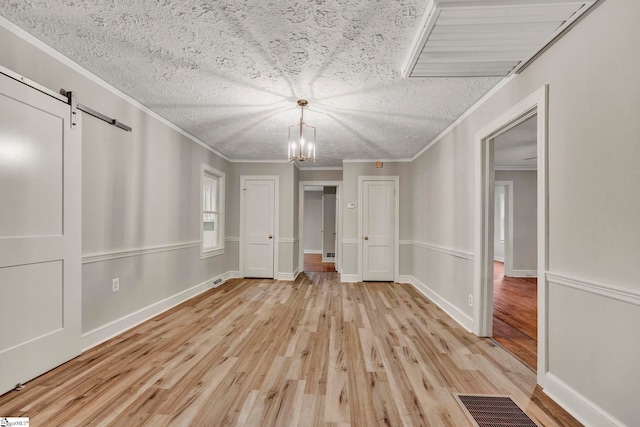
[241,177,276,278]
[361,179,395,281]
[0,73,81,394]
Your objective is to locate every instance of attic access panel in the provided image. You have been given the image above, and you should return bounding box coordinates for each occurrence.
[403,0,596,78]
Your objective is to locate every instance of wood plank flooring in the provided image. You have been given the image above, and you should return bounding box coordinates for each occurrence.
[304,254,335,272]
[0,273,580,426]
[492,261,538,370]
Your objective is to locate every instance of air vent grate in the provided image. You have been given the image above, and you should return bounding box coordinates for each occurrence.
[454,394,541,427]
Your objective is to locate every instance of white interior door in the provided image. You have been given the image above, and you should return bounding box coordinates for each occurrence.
[0,73,81,394]
[362,179,395,281]
[242,178,276,278]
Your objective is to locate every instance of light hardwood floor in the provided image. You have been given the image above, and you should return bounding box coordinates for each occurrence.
[492,261,538,370]
[304,254,336,272]
[0,273,580,426]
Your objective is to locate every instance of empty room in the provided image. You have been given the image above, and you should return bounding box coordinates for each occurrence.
[0,0,638,426]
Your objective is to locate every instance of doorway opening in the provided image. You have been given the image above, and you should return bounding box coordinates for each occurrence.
[491,115,538,370]
[473,85,548,384]
[303,185,337,272]
[298,181,342,275]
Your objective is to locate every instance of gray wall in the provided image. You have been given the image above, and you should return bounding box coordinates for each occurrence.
[0,26,234,339]
[342,162,412,277]
[227,162,298,277]
[299,169,343,181]
[495,171,537,272]
[404,1,640,424]
[304,191,323,252]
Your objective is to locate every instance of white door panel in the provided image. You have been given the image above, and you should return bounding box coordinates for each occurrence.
[362,180,395,281]
[242,178,275,278]
[0,73,81,394]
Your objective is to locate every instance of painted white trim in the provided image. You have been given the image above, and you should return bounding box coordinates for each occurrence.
[543,373,622,427]
[304,249,322,254]
[340,274,359,283]
[201,163,225,257]
[279,237,296,243]
[230,159,292,164]
[299,180,344,275]
[411,75,515,162]
[239,175,279,279]
[510,270,537,278]
[224,237,240,242]
[399,240,474,260]
[298,167,343,171]
[397,275,413,284]
[0,16,231,163]
[357,176,400,283]
[493,256,505,262]
[407,276,474,332]
[473,85,549,388]
[82,241,200,264]
[494,166,537,171]
[321,256,335,263]
[343,158,412,163]
[342,239,359,244]
[494,180,514,277]
[81,271,236,351]
[276,268,300,282]
[547,271,640,307]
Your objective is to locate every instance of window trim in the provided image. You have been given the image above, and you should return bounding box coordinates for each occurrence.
[200,163,225,258]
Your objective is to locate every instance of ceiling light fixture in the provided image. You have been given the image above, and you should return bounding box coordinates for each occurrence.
[288,99,316,163]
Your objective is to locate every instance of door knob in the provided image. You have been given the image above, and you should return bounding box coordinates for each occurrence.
[268,235,273,239]
[364,236,369,240]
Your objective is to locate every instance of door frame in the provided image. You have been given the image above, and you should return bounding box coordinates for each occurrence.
[357,176,400,283]
[239,175,279,278]
[494,180,514,276]
[473,85,548,383]
[298,180,343,274]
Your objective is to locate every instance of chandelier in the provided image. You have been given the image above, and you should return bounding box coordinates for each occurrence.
[288,99,316,163]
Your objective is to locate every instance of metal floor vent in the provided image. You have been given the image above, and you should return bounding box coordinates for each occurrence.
[454,394,541,427]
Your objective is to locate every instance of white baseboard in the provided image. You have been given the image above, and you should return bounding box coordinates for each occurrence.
[510,269,537,278]
[81,271,234,351]
[322,256,335,263]
[276,267,300,281]
[542,373,623,427]
[304,250,322,254]
[397,275,413,284]
[493,256,505,262]
[340,274,359,283]
[406,276,473,332]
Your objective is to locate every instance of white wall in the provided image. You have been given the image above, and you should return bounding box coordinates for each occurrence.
[304,190,323,253]
[404,1,640,425]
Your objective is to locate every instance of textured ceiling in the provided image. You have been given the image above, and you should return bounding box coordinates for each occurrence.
[1,0,503,167]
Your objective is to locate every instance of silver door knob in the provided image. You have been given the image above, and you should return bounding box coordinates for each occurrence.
[364,236,369,240]
[268,235,273,239]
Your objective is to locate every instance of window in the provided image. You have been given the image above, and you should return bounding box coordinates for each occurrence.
[201,164,225,257]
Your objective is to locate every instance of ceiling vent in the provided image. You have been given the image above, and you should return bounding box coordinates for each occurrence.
[403,0,596,78]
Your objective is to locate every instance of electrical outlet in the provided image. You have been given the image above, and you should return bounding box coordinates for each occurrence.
[112,278,120,292]
[468,294,473,307]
